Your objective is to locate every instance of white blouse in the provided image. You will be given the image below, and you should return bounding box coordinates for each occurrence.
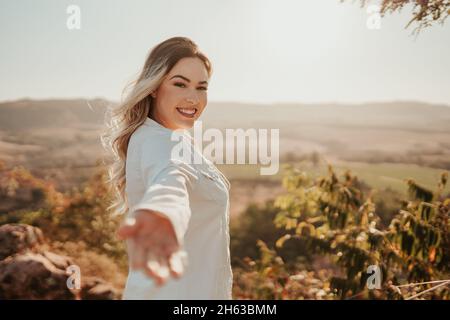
[122,117,233,299]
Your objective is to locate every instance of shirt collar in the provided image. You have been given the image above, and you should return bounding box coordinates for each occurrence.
[143,116,194,141]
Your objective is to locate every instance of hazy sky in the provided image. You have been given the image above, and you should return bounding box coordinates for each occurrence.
[1,0,449,105]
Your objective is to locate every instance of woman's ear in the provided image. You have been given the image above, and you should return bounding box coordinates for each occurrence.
[151,91,157,98]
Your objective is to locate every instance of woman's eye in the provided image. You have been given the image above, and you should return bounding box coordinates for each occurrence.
[175,82,208,91]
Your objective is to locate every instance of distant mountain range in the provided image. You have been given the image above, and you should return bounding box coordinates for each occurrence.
[0,98,449,132]
[0,99,449,180]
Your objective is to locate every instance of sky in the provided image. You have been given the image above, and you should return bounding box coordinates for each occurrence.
[1,0,449,105]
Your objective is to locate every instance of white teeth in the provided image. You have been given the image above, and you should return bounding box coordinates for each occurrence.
[177,108,196,115]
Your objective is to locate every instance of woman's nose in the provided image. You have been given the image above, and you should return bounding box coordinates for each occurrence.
[186,96,199,105]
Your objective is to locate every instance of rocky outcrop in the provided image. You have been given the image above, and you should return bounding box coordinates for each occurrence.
[0,252,74,299]
[0,223,45,260]
[80,277,122,300]
[0,224,121,300]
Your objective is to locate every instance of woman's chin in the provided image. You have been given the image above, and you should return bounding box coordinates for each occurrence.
[175,114,198,127]
[174,119,195,130]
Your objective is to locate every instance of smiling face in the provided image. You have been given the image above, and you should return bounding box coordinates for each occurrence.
[149,57,209,130]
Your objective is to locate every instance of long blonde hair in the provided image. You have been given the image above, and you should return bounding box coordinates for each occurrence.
[101,37,213,217]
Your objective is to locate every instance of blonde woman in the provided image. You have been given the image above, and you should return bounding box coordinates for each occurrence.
[102,37,232,299]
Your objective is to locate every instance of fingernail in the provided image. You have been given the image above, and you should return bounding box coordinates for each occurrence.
[125,217,136,226]
[158,266,170,279]
[170,257,184,274]
[147,260,159,270]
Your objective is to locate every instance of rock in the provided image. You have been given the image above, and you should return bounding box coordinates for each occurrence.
[0,252,76,299]
[0,223,121,300]
[0,223,45,260]
[41,250,72,270]
[80,277,121,300]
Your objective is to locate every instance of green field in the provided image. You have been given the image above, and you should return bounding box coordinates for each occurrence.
[218,161,449,196]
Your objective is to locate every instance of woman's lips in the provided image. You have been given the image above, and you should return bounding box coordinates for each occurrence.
[176,107,197,118]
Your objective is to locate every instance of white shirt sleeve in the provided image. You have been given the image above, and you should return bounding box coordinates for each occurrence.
[128,135,197,247]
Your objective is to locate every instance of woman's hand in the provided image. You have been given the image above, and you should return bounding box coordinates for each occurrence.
[116,210,188,286]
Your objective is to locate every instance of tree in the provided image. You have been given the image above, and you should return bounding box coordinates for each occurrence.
[274,164,449,299]
[344,0,450,34]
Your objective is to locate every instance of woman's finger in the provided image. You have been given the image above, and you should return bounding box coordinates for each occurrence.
[144,251,164,285]
[117,217,141,240]
[156,256,171,285]
[168,250,188,278]
[130,239,146,270]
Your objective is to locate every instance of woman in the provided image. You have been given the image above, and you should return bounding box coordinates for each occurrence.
[102,37,233,299]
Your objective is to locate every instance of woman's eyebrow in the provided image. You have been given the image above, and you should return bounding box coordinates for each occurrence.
[169,74,208,85]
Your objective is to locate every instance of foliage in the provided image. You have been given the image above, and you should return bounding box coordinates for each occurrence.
[2,158,448,299]
[232,240,335,299]
[0,160,127,272]
[274,164,449,299]
[345,0,450,34]
[230,201,313,268]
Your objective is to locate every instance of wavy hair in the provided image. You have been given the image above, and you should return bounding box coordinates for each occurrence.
[101,37,213,217]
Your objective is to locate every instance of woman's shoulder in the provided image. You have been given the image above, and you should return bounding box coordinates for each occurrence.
[129,124,193,168]
[130,122,172,146]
